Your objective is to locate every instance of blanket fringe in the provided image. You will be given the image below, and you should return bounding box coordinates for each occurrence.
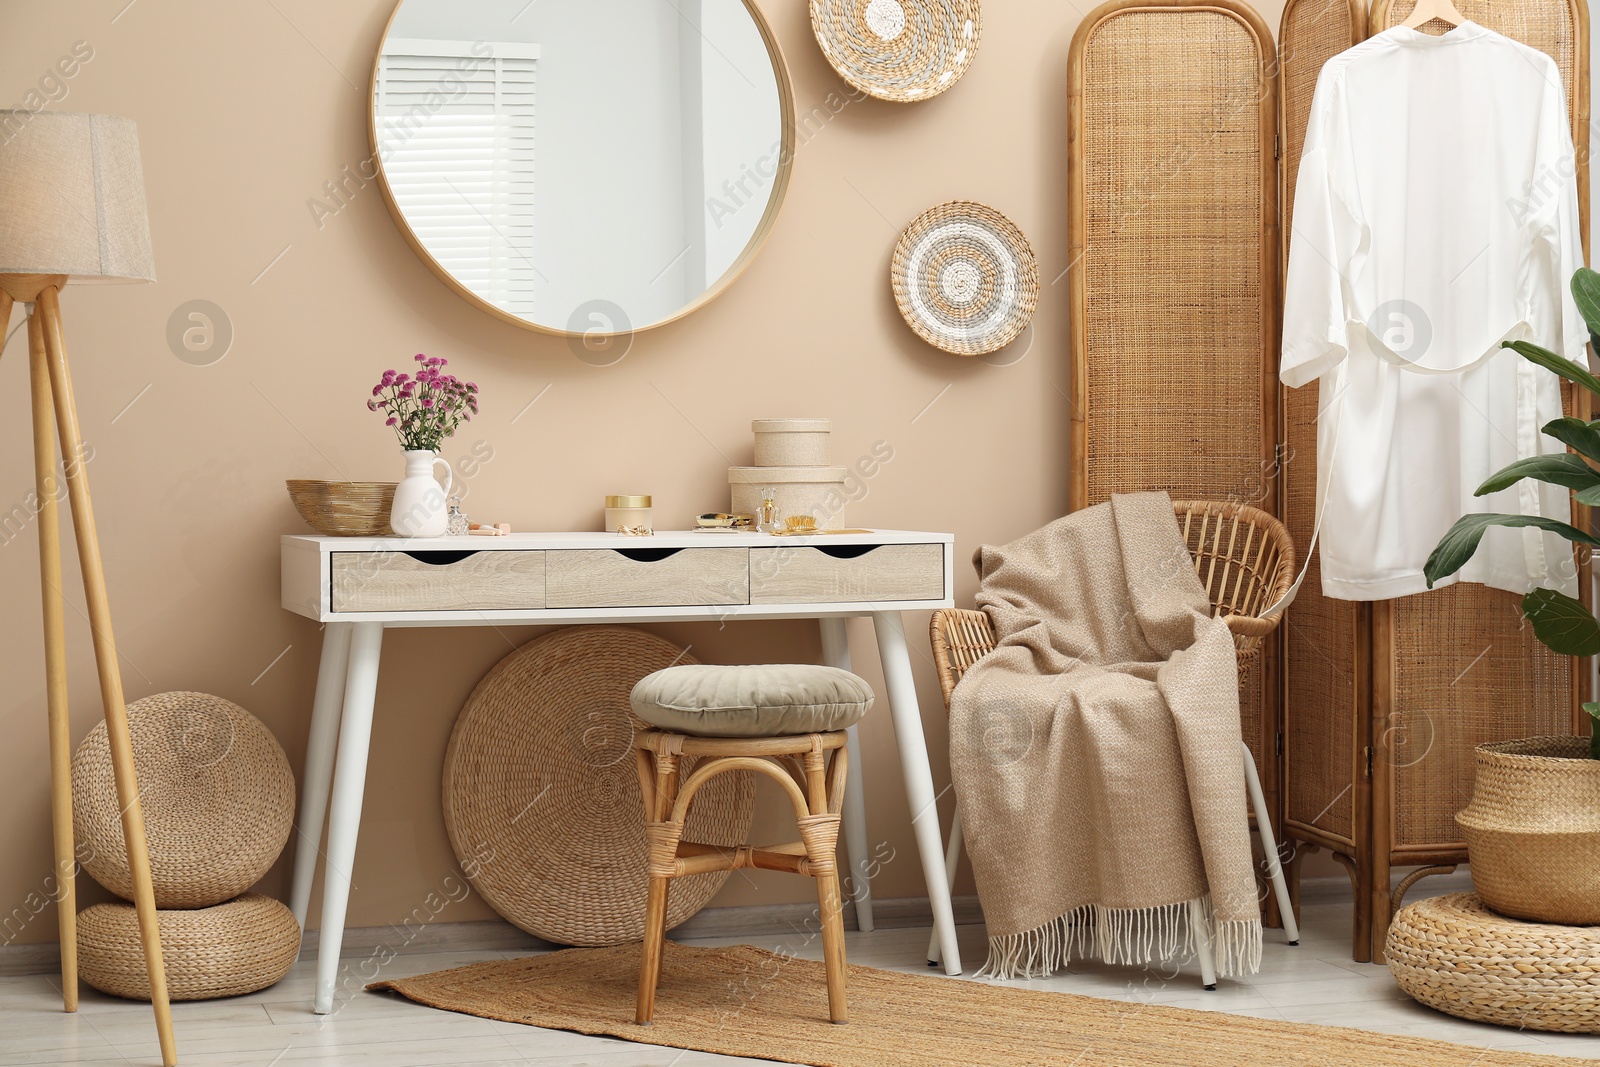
[977,896,1262,981]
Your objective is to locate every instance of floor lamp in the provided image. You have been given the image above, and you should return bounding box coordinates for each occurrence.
[0,111,176,1067]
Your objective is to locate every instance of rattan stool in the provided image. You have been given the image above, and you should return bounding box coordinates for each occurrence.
[632,729,854,1026]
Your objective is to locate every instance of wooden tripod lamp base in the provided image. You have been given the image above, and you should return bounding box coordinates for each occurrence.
[0,274,178,1067]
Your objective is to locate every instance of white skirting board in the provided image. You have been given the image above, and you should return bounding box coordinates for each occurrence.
[0,871,1473,978]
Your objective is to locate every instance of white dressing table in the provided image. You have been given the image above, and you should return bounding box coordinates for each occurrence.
[280,529,962,1013]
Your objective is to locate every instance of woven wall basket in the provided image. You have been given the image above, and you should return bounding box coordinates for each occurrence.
[72,691,296,909]
[78,893,299,1001]
[891,201,1038,356]
[1387,893,1600,1033]
[1457,736,1600,926]
[809,0,980,102]
[443,627,755,947]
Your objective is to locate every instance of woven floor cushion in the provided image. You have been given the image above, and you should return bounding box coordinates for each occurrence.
[78,893,299,1001]
[631,664,872,737]
[72,691,295,908]
[1386,892,1600,1034]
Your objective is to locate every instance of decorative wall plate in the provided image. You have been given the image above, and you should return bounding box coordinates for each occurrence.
[810,0,981,102]
[890,200,1038,356]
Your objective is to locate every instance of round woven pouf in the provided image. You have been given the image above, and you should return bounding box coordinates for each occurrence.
[443,627,755,947]
[1387,893,1600,1033]
[78,893,299,1001]
[72,691,296,908]
[891,201,1038,356]
[810,0,981,102]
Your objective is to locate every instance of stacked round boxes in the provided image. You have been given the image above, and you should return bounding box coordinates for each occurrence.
[72,692,300,1000]
[728,419,849,526]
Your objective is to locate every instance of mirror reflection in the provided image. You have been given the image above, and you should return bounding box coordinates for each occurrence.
[373,0,790,335]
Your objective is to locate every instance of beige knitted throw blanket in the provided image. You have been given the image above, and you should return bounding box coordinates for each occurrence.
[949,491,1262,980]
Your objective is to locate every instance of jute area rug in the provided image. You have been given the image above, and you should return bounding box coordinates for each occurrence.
[370,942,1598,1067]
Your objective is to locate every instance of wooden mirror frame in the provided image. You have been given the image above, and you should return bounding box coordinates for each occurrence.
[367,0,798,339]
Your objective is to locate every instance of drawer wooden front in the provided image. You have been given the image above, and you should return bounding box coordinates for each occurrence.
[544,548,749,608]
[331,551,545,612]
[750,543,945,604]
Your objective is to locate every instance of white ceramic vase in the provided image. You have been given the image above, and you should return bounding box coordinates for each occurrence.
[389,449,454,537]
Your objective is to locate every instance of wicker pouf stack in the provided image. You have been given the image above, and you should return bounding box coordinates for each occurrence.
[727,418,853,527]
[1386,738,1600,1034]
[71,692,299,1001]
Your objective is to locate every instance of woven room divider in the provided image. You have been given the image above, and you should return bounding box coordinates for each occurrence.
[1277,0,1593,962]
[1066,0,1283,833]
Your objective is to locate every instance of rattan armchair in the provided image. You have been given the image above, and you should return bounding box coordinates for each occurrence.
[928,499,1299,987]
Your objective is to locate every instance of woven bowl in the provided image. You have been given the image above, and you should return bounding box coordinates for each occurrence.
[1457,735,1600,925]
[810,0,981,102]
[1388,892,1600,1033]
[891,201,1038,356]
[286,480,397,537]
[72,692,296,909]
[78,893,299,1001]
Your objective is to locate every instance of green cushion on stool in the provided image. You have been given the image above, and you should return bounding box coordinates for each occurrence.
[630,664,873,738]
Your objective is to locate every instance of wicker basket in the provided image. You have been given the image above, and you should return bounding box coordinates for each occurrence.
[1387,892,1600,1033]
[78,893,299,1001]
[809,0,981,103]
[1457,736,1600,925]
[286,479,397,536]
[72,692,296,909]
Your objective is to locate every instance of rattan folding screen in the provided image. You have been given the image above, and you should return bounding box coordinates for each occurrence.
[1276,0,1593,963]
[1066,0,1283,808]
[1072,0,1593,962]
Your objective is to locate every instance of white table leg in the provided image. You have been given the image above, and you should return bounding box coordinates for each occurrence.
[928,803,963,965]
[313,622,384,1014]
[290,622,352,943]
[819,617,874,933]
[872,611,961,975]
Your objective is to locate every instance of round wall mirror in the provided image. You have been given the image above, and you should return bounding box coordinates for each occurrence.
[370,0,794,338]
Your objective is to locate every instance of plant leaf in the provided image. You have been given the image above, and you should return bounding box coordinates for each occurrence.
[1425,513,1600,586]
[1576,485,1600,507]
[1522,588,1600,656]
[1584,701,1600,723]
[1474,453,1600,496]
[1542,417,1600,462]
[1504,339,1600,397]
[1572,268,1600,336]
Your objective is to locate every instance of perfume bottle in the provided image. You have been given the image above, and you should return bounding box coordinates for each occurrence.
[445,496,470,537]
[757,488,781,534]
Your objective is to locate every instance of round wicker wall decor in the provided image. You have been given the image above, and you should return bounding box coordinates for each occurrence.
[72,691,296,909]
[442,627,755,947]
[891,200,1038,356]
[810,0,981,102]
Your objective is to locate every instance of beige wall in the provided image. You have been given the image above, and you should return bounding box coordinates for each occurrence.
[0,0,1296,946]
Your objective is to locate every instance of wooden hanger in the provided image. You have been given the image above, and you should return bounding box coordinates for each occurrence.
[1402,0,1466,29]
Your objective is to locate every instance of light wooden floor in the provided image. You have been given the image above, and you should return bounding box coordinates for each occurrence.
[5,894,1598,1066]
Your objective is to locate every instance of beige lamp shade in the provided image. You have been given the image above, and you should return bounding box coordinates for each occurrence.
[0,111,154,283]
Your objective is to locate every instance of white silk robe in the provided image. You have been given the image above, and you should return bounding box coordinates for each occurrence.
[1282,21,1587,601]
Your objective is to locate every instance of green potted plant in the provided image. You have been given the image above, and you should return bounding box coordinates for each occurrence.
[1424,266,1600,925]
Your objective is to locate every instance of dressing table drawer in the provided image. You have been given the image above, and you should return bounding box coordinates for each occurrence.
[544,547,749,607]
[750,544,945,604]
[331,551,546,612]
